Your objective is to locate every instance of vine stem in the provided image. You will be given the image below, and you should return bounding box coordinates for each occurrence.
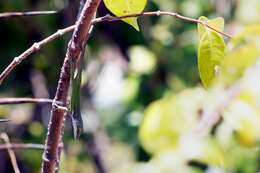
[0,11,232,85]
[40,0,101,173]
[0,11,57,18]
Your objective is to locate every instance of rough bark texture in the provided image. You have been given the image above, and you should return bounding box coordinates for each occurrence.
[41,0,101,173]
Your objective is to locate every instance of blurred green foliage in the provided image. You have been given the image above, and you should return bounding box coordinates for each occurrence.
[1,0,260,173]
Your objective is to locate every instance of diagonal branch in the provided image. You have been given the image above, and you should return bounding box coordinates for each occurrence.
[41,0,101,172]
[0,25,75,85]
[0,133,21,173]
[0,11,57,19]
[0,11,232,85]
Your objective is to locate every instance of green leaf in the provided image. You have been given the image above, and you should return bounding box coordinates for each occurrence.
[103,0,147,31]
[197,16,226,88]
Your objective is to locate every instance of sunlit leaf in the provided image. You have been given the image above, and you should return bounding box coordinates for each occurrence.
[223,100,260,146]
[198,16,225,39]
[198,31,226,88]
[103,0,147,30]
[139,88,205,154]
[199,139,226,167]
[222,42,260,84]
[197,16,226,88]
[231,24,260,47]
[128,46,157,75]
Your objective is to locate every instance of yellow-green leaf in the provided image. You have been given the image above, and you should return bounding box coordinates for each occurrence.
[221,42,260,84]
[231,24,260,47]
[198,31,226,88]
[139,88,205,154]
[197,16,226,88]
[198,16,225,39]
[103,0,147,31]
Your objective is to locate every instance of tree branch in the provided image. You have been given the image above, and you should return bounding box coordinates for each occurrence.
[0,11,232,85]
[0,25,75,85]
[0,11,57,19]
[40,0,101,172]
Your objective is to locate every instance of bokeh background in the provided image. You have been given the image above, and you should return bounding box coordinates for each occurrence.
[0,0,260,173]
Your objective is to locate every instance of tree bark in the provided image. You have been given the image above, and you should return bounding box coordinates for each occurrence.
[40,0,101,173]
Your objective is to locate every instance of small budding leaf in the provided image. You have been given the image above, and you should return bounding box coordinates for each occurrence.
[103,0,147,31]
[197,16,226,88]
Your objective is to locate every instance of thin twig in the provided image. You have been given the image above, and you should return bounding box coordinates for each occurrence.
[0,133,20,173]
[0,143,45,150]
[92,11,232,38]
[0,11,57,19]
[0,25,75,85]
[0,11,232,85]
[0,98,56,105]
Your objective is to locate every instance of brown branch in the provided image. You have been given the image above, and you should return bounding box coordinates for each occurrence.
[0,98,56,105]
[0,143,45,150]
[0,11,232,85]
[41,0,101,172]
[55,1,87,172]
[0,11,57,19]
